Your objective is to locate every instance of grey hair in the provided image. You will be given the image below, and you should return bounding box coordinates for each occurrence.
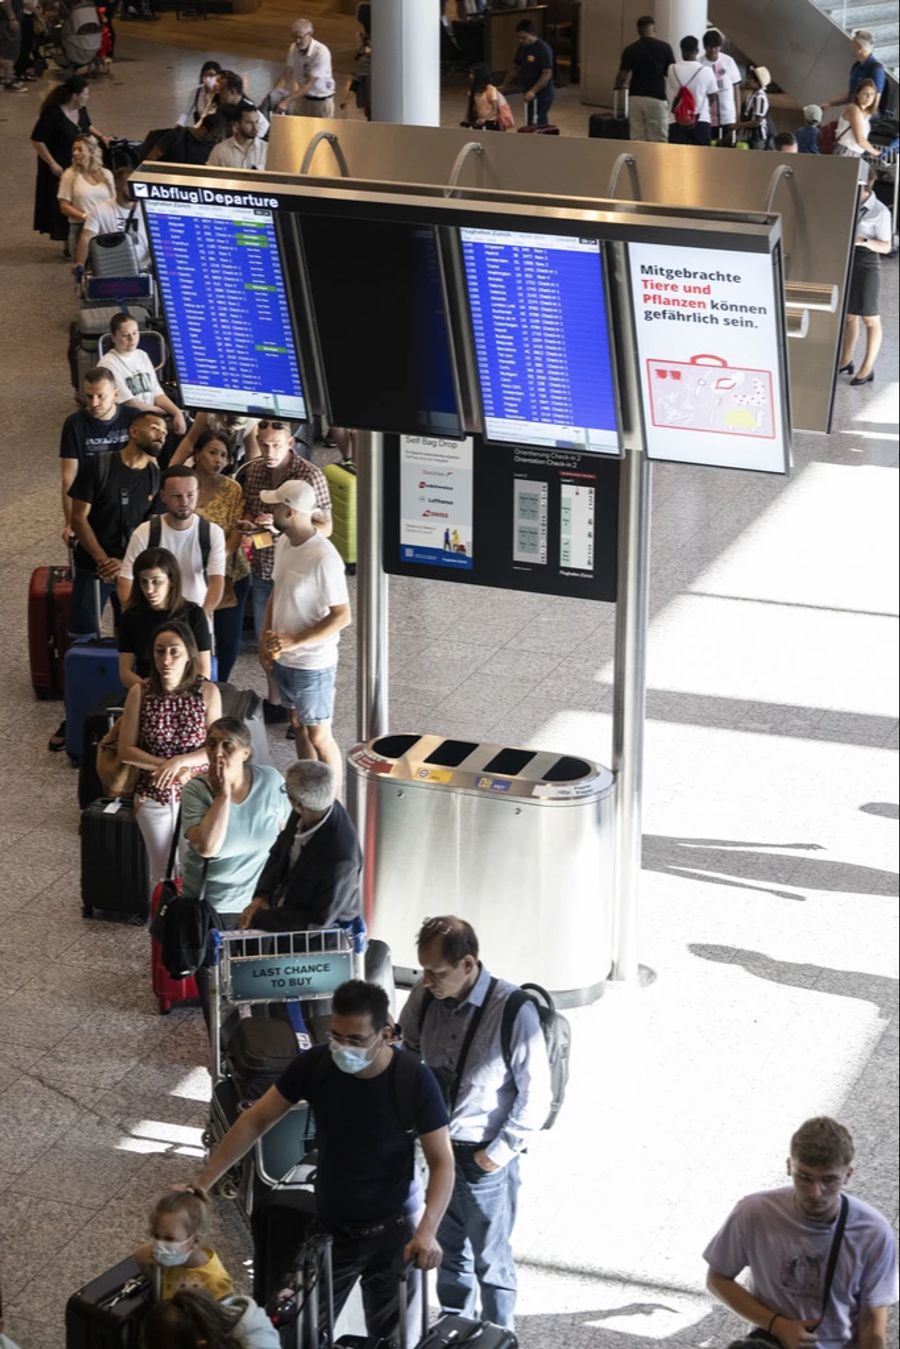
[294,16,313,34]
[852,28,874,51]
[285,760,334,812]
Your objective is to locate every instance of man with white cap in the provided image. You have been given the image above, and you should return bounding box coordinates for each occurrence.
[258,479,350,791]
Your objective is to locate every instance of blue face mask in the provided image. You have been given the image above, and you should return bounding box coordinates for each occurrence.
[151,1237,193,1267]
[329,1040,374,1075]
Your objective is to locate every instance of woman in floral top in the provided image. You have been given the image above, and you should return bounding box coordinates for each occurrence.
[193,431,250,683]
[119,618,222,885]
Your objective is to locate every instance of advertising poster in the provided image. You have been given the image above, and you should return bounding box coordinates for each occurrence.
[400,435,474,570]
[629,243,789,473]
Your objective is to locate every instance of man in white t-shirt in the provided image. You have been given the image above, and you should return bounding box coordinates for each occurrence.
[259,479,350,790]
[75,167,152,272]
[98,313,186,435]
[701,29,742,144]
[666,35,718,146]
[270,17,335,118]
[207,106,268,171]
[704,1117,897,1349]
[117,466,226,617]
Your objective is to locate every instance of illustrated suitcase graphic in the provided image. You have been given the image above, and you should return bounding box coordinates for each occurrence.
[28,564,73,698]
[645,353,775,438]
[324,461,358,572]
[150,880,201,1013]
[81,798,150,922]
[65,1254,154,1349]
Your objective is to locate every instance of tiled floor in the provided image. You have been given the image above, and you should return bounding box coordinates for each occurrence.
[0,38,897,1349]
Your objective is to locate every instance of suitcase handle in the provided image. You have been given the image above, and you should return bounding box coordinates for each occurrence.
[690,353,729,366]
[613,86,629,118]
[397,1261,430,1349]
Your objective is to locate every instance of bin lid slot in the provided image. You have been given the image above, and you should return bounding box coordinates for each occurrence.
[371,734,421,759]
[542,755,594,783]
[481,748,537,777]
[424,739,479,768]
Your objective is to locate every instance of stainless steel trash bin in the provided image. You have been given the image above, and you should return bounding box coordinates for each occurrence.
[347,734,615,1006]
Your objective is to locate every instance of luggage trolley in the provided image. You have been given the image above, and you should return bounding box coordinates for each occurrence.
[204,926,364,1225]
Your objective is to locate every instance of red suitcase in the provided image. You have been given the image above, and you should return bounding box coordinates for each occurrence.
[150,880,200,1014]
[28,564,73,698]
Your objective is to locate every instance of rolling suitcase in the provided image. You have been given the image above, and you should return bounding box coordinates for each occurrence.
[324,461,357,573]
[415,1320,517,1347]
[64,579,124,759]
[251,1185,319,1306]
[150,879,200,1013]
[217,682,271,765]
[65,1254,154,1349]
[588,88,630,140]
[80,798,150,922]
[78,692,126,808]
[28,563,73,698]
[517,123,560,135]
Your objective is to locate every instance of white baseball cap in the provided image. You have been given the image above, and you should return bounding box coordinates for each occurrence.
[259,479,317,512]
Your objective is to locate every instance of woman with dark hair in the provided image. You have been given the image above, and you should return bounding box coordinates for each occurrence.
[179,59,222,126]
[141,1286,279,1349]
[30,75,106,244]
[117,547,213,689]
[463,63,506,130]
[119,619,221,885]
[192,432,250,683]
[838,169,892,385]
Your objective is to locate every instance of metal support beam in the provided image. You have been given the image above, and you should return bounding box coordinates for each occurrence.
[356,430,389,743]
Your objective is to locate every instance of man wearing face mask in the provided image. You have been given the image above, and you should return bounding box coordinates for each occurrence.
[399,915,553,1332]
[190,980,455,1343]
[237,760,361,932]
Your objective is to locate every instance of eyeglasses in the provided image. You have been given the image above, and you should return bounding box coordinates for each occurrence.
[258,419,289,430]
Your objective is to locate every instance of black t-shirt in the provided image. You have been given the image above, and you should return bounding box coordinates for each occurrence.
[156,126,214,166]
[117,602,211,675]
[514,39,554,91]
[59,406,141,465]
[69,451,159,570]
[276,1046,448,1227]
[620,36,675,100]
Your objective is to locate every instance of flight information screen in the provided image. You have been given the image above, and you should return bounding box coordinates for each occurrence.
[144,200,307,418]
[460,228,619,455]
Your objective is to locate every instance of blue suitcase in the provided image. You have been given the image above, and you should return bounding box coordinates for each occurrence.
[65,639,124,759]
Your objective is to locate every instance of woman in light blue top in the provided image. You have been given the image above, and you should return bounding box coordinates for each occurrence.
[181,716,285,918]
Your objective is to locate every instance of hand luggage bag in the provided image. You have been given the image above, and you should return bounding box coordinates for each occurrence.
[28,563,73,698]
[65,1254,153,1349]
[81,797,150,921]
[217,682,271,765]
[150,878,200,1013]
[415,1321,517,1346]
[588,88,630,140]
[228,1017,301,1099]
[65,638,124,757]
[250,1185,319,1306]
[324,461,357,572]
[78,692,126,808]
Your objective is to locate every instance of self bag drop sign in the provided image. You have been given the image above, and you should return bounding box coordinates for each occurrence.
[629,244,789,474]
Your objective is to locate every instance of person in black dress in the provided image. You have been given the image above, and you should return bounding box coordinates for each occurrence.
[31,75,105,246]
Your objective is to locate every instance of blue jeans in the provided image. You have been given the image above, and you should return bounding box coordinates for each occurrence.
[212,573,250,684]
[526,85,555,127]
[272,662,337,726]
[70,566,118,636]
[437,1149,520,1330]
[250,575,274,641]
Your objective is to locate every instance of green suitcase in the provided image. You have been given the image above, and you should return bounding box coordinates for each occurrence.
[324,461,357,572]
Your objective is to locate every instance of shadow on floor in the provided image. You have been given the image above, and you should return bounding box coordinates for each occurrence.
[860,802,900,820]
[689,943,900,1021]
[644,836,898,902]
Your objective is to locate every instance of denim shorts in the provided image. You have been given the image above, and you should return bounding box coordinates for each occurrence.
[273,662,337,726]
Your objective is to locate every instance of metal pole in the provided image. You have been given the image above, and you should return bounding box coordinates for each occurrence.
[609,243,654,986]
[355,430,389,743]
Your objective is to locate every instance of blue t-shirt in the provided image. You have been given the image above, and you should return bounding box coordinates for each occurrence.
[180,765,285,913]
[795,125,820,153]
[849,55,886,99]
[276,1045,448,1227]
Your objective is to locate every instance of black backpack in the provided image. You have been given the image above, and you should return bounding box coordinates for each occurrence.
[149,512,211,579]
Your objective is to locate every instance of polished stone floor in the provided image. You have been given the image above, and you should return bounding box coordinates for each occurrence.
[0,38,897,1349]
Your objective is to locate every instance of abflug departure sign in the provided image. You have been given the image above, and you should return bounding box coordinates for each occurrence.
[131,180,280,210]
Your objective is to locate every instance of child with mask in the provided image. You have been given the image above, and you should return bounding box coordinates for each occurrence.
[136,1187,234,1301]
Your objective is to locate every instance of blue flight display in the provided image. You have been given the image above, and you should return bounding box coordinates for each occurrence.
[144,200,307,418]
[460,228,620,455]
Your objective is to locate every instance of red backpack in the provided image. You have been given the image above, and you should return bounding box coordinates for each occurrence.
[672,69,701,126]
[818,121,839,154]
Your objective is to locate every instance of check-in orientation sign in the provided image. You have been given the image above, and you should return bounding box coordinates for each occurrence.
[629,243,789,474]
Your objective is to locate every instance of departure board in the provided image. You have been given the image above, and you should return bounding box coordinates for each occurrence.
[460,228,619,455]
[144,200,307,418]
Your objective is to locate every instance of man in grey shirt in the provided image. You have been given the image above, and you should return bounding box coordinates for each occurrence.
[399,915,551,1331]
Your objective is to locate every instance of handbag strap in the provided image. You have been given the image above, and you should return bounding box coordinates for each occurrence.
[448,977,497,1111]
[821,1193,849,1317]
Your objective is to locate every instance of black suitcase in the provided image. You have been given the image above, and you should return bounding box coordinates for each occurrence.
[227,1016,300,1100]
[80,798,150,921]
[251,1185,319,1306]
[589,88,630,140]
[65,1255,154,1349]
[78,693,126,809]
[416,1319,518,1347]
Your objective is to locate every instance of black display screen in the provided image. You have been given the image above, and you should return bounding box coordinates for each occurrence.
[299,217,463,437]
